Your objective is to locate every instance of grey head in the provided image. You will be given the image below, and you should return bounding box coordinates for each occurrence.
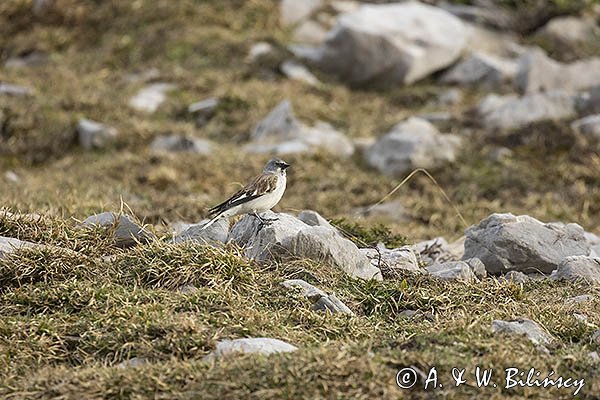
[263,157,290,174]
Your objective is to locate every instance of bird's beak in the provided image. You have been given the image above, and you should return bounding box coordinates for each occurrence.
[281,162,290,170]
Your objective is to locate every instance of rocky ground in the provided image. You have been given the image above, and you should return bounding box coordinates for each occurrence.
[1,0,600,399]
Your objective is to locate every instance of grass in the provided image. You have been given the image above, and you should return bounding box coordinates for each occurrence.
[1,0,600,398]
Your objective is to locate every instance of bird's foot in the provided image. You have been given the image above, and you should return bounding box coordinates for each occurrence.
[251,212,278,227]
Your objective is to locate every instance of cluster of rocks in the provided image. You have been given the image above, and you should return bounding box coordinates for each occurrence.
[270,0,600,173]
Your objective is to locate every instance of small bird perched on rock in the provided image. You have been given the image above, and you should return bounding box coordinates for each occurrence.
[202,157,290,230]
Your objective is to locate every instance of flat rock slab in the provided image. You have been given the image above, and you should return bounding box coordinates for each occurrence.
[205,338,298,360]
[463,213,590,275]
[491,319,554,346]
[81,212,153,248]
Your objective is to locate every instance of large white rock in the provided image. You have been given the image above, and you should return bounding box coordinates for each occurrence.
[478,91,577,132]
[515,49,600,94]
[463,213,590,275]
[360,243,421,276]
[300,2,467,85]
[365,117,462,176]
[228,211,309,262]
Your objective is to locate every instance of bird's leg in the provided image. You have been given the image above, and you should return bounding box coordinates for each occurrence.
[250,212,278,226]
[250,212,267,230]
[258,212,279,224]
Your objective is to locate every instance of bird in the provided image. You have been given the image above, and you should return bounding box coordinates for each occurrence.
[201,157,290,230]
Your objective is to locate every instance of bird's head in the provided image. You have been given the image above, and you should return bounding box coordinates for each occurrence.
[264,157,290,174]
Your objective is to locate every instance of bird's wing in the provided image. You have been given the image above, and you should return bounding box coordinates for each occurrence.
[209,173,279,216]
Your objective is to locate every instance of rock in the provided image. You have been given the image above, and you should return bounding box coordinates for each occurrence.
[188,97,218,126]
[573,313,588,323]
[565,294,593,305]
[426,261,476,282]
[571,115,600,141]
[300,2,467,86]
[491,319,553,346]
[585,231,600,257]
[282,279,353,314]
[515,49,600,94]
[289,226,382,280]
[149,134,213,154]
[228,211,309,262]
[463,213,590,275]
[247,100,354,157]
[436,88,463,107]
[410,237,457,266]
[0,236,38,259]
[462,23,526,58]
[438,2,513,30]
[551,256,600,284]
[487,146,513,163]
[360,244,421,276]
[280,0,323,27]
[177,284,199,294]
[589,351,600,363]
[4,51,47,69]
[81,212,153,248]
[280,60,320,86]
[464,257,486,279]
[356,200,410,223]
[477,91,577,132]
[4,171,20,183]
[251,100,304,143]
[592,330,600,345]
[365,117,462,176]
[399,309,434,321]
[206,338,298,360]
[230,212,380,280]
[417,112,453,125]
[501,271,530,283]
[577,85,600,115]
[312,294,353,315]
[536,16,599,51]
[292,20,328,45]
[0,83,33,96]
[172,218,229,245]
[129,83,176,113]
[76,118,118,150]
[297,210,336,232]
[441,52,517,87]
[246,42,274,63]
[282,279,327,301]
[116,357,148,369]
[123,68,161,84]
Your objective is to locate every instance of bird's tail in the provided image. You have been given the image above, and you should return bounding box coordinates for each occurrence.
[200,212,223,231]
